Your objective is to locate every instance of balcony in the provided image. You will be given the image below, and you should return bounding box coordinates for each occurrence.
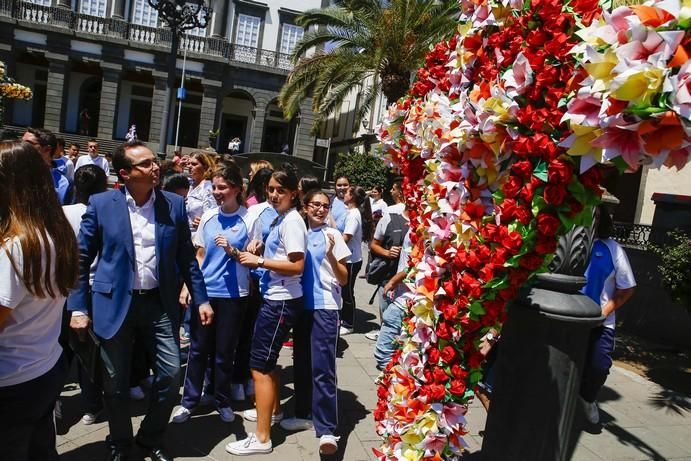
[0,0,293,72]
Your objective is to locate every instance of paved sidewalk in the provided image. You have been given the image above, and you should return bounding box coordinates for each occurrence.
[57,275,691,460]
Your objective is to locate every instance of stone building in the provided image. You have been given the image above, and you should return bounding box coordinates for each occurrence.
[0,0,320,159]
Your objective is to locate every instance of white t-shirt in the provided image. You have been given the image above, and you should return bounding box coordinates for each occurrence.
[260,209,308,300]
[187,179,216,233]
[193,206,260,298]
[63,203,98,286]
[583,238,636,329]
[0,238,64,387]
[302,225,351,310]
[374,203,408,241]
[343,208,363,263]
[75,154,110,176]
[369,198,388,220]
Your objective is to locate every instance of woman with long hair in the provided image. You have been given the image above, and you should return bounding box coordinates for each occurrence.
[246,167,273,207]
[0,140,78,461]
[174,163,259,424]
[186,151,217,233]
[279,189,350,454]
[226,167,307,456]
[339,185,373,335]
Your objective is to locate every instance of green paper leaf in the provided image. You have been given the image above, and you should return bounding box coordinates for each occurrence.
[492,189,505,203]
[469,302,486,316]
[567,178,588,204]
[533,161,548,182]
[611,156,629,174]
[469,370,483,385]
[532,194,547,217]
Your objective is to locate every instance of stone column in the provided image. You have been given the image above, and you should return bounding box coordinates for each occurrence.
[149,71,168,146]
[210,0,228,38]
[97,63,122,140]
[111,0,126,19]
[294,98,316,160]
[197,79,222,149]
[250,106,265,152]
[43,53,68,133]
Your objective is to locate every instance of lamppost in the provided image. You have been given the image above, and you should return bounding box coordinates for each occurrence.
[148,0,211,157]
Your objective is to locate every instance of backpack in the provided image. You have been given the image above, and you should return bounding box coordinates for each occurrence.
[366,213,409,285]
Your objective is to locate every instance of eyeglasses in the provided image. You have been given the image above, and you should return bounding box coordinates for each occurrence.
[131,158,160,170]
[308,202,330,210]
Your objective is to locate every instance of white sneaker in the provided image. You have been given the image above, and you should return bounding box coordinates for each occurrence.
[319,434,340,455]
[171,406,192,423]
[129,386,145,401]
[279,417,313,431]
[584,400,600,425]
[218,406,235,423]
[80,412,100,425]
[231,383,246,401]
[225,433,272,455]
[339,326,353,336]
[245,380,255,397]
[364,329,380,341]
[242,408,283,424]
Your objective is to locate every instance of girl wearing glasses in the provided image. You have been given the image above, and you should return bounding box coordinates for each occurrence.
[340,186,374,335]
[227,167,307,456]
[278,190,350,454]
[174,164,260,425]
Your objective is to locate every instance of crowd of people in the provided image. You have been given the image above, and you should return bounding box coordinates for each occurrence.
[0,127,414,461]
[0,126,636,461]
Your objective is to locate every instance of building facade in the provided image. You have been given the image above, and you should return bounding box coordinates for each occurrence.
[0,0,320,159]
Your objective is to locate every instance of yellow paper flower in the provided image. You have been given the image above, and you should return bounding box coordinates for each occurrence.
[610,65,665,105]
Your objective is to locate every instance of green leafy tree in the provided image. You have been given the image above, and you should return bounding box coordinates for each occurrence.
[649,230,691,313]
[279,0,459,130]
[333,151,388,190]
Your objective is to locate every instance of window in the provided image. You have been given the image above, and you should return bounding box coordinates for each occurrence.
[79,0,107,17]
[235,14,261,48]
[280,24,304,55]
[132,0,158,27]
[27,0,51,5]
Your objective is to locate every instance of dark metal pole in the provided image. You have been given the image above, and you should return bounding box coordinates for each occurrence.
[158,31,179,156]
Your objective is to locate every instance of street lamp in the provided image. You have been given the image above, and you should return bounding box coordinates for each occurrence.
[148,0,211,156]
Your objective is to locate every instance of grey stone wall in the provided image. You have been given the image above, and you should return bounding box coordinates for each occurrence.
[197,79,221,149]
[97,63,121,140]
[44,53,68,133]
[149,71,168,146]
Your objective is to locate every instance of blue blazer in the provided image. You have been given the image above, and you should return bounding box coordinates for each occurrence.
[67,189,209,339]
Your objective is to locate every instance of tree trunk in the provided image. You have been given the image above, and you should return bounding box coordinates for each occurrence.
[381,65,411,104]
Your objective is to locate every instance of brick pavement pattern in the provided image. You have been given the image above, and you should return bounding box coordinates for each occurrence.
[57,276,691,460]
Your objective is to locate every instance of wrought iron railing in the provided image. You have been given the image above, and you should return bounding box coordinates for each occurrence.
[612,222,653,248]
[4,0,294,71]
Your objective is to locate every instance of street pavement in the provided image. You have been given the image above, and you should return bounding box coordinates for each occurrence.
[57,275,691,460]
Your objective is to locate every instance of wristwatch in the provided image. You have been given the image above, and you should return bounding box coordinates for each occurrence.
[257,257,265,267]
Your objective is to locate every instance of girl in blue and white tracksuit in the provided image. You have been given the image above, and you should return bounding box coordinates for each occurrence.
[280,189,350,454]
[174,164,259,423]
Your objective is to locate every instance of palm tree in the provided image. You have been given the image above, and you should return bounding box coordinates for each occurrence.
[279,0,459,131]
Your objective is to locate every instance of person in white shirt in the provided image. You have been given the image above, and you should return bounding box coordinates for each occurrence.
[279,189,350,455]
[75,139,110,176]
[580,207,636,425]
[0,140,78,461]
[61,164,108,426]
[340,186,373,335]
[173,164,260,425]
[186,151,217,234]
[226,168,307,456]
[368,186,388,221]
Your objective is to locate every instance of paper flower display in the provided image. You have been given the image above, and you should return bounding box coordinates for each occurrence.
[374,0,690,459]
[0,61,33,101]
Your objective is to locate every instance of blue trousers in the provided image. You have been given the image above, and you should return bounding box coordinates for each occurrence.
[0,352,68,461]
[374,301,406,370]
[293,309,340,437]
[580,326,616,403]
[182,297,248,409]
[99,292,181,450]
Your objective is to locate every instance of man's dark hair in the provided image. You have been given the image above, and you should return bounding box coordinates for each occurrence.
[596,205,615,239]
[112,141,147,180]
[73,164,108,205]
[56,137,65,149]
[26,127,57,155]
[88,138,99,145]
[69,142,80,151]
[162,173,191,193]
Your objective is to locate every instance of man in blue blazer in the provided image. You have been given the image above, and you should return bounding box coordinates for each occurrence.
[68,141,213,461]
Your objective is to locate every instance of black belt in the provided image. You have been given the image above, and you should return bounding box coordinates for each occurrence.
[133,287,159,296]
